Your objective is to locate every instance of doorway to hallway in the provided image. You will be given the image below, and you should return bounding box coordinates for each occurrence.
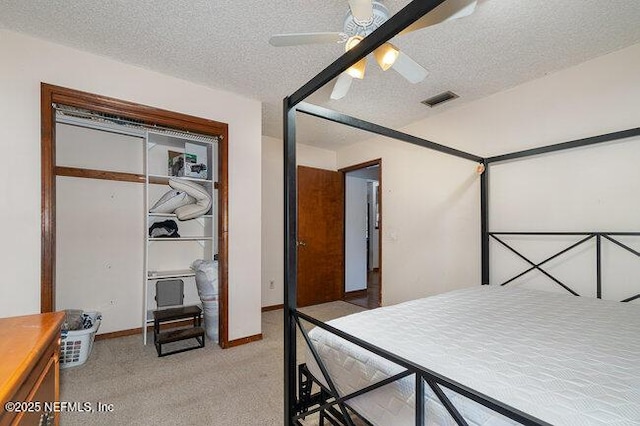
[341,159,381,309]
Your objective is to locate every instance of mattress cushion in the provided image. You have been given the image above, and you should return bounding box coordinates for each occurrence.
[306,286,640,426]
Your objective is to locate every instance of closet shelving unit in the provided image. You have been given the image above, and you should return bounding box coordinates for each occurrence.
[143,130,218,344]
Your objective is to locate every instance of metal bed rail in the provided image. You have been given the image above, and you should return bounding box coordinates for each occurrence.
[293,310,551,426]
[489,231,640,302]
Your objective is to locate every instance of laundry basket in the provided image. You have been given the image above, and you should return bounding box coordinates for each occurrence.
[59,311,101,368]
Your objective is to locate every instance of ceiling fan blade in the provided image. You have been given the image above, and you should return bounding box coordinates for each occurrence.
[269,32,344,47]
[400,0,477,35]
[330,73,353,100]
[348,0,374,22]
[391,51,428,84]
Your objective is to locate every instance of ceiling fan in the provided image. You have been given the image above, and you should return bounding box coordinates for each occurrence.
[269,0,478,100]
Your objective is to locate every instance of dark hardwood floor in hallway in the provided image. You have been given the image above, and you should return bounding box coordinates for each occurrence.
[344,270,380,309]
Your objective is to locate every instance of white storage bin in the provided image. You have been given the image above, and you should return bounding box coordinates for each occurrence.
[59,311,101,368]
[201,299,218,342]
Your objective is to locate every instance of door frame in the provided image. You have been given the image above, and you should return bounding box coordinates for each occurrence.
[40,83,230,348]
[339,158,382,307]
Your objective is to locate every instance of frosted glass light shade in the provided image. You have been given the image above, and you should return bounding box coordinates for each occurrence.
[346,57,367,79]
[344,35,367,79]
[345,35,363,51]
[374,43,399,71]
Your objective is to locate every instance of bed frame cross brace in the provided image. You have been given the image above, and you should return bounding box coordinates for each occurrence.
[491,232,640,302]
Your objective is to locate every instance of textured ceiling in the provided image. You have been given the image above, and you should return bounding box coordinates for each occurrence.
[1,0,640,149]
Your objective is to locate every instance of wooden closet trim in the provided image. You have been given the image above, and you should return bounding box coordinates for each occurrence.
[55,166,146,184]
[41,83,231,348]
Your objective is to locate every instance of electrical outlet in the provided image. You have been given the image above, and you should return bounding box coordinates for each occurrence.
[269,280,275,290]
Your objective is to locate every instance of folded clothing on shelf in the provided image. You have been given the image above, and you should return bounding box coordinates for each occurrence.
[149,219,180,238]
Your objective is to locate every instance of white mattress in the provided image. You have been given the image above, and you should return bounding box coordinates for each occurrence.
[306,286,640,426]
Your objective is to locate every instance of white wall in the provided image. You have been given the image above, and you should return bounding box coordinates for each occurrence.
[298,143,337,171]
[336,43,640,306]
[56,177,145,334]
[344,175,368,292]
[347,167,380,272]
[261,136,285,308]
[399,43,640,158]
[338,140,480,306]
[261,136,337,307]
[0,30,262,341]
[489,139,640,301]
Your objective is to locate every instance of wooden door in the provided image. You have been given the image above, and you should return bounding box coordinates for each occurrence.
[297,166,344,307]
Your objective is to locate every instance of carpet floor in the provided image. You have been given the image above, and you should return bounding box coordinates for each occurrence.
[60,301,365,425]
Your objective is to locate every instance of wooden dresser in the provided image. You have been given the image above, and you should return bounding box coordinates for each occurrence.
[0,312,64,426]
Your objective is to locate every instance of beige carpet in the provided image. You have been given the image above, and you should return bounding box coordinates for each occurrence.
[60,301,365,425]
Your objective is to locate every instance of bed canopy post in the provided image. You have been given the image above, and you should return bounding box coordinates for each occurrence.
[282,1,500,424]
[480,160,490,285]
[283,97,298,424]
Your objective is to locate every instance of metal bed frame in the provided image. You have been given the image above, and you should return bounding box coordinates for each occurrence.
[283,1,640,424]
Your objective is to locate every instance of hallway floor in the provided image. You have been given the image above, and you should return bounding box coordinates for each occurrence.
[344,270,380,309]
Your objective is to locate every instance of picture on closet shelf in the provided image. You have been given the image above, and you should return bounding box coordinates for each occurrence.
[168,150,184,177]
[184,142,208,179]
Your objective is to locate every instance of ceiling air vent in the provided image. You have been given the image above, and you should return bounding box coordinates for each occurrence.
[421,91,459,108]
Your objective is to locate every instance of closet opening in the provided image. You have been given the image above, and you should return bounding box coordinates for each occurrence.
[40,84,230,348]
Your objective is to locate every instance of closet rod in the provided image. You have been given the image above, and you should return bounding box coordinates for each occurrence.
[55,113,147,138]
[55,106,220,144]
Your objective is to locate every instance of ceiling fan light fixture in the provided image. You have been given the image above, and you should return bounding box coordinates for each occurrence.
[344,35,366,79]
[269,0,479,101]
[374,43,399,71]
[346,57,367,79]
[345,35,364,51]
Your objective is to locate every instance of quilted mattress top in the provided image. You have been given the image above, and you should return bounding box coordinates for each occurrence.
[306,286,640,425]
